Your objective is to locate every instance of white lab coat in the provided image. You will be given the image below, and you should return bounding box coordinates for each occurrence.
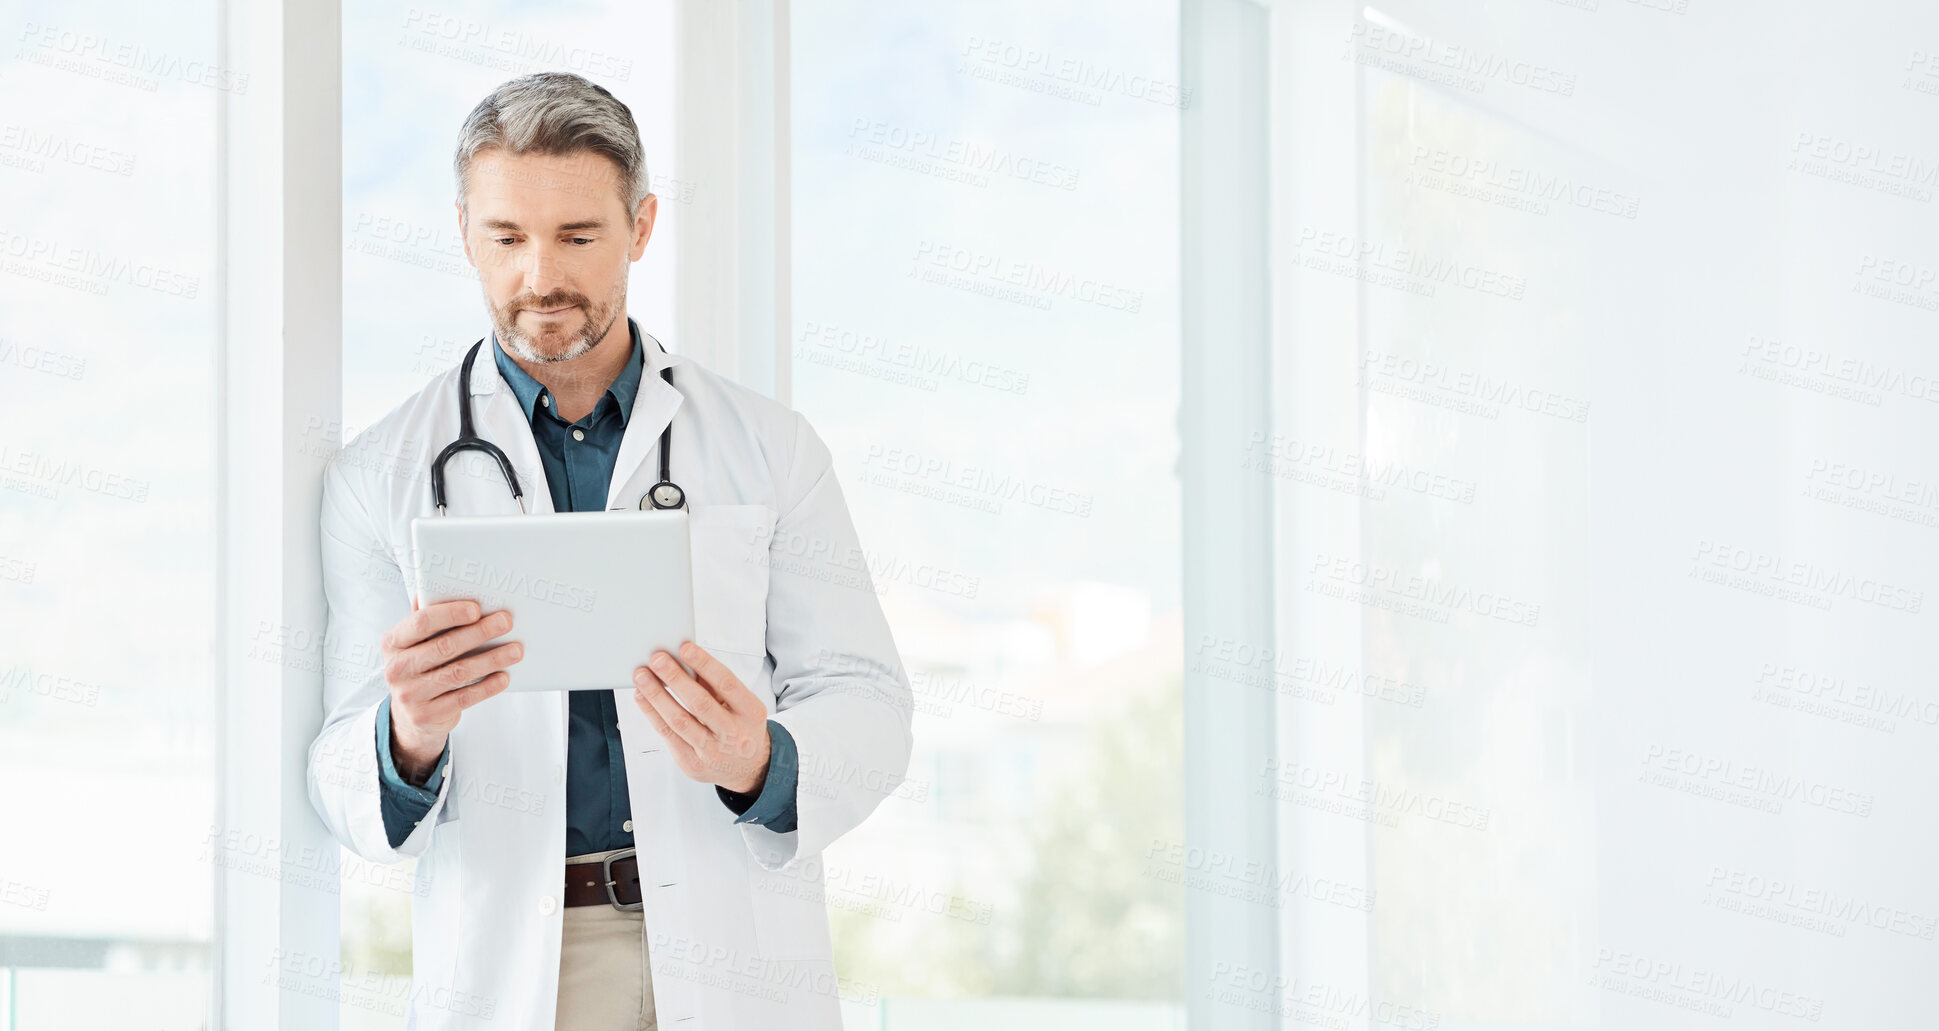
[306,332,914,1029]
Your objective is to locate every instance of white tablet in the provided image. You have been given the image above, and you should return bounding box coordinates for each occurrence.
[409,510,694,692]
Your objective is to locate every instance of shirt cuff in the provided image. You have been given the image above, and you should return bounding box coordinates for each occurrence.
[716,720,799,834]
[377,696,449,848]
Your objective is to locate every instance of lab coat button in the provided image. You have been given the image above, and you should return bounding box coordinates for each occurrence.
[554,764,564,784]
[540,895,558,915]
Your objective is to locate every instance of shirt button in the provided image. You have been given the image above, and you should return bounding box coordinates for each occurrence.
[539,895,557,915]
[572,428,586,441]
[623,819,634,833]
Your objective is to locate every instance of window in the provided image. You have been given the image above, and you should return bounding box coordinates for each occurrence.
[0,4,221,1028]
[791,1,1187,1022]
[1262,2,1938,1025]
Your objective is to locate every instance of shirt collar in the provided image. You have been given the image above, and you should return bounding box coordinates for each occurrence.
[490,316,646,424]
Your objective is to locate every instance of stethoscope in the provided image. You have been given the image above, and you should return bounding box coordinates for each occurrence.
[430,337,686,515]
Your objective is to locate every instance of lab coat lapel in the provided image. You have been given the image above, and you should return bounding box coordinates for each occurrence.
[605,340,685,511]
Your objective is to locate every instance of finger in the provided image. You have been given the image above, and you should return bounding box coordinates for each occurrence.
[677,641,753,715]
[634,674,714,750]
[401,609,515,677]
[632,686,703,770]
[634,671,710,746]
[389,604,491,670]
[640,652,731,733]
[406,640,524,705]
[439,639,525,689]
[421,670,512,723]
[385,599,483,651]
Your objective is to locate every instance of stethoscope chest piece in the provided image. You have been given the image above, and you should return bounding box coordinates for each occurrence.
[642,481,685,511]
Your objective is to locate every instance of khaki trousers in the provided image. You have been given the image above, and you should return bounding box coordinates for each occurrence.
[555,849,657,1031]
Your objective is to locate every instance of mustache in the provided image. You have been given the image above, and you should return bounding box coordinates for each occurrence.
[510,291,589,312]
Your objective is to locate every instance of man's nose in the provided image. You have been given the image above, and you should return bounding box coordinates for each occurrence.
[522,244,572,299]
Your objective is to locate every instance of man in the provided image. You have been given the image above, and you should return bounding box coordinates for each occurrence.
[308,72,914,1030]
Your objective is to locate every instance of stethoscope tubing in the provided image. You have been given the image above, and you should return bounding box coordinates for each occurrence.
[430,337,685,515]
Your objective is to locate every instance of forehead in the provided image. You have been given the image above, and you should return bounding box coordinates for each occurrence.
[463,147,628,220]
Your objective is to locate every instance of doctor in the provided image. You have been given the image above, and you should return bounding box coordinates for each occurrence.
[308,72,914,1030]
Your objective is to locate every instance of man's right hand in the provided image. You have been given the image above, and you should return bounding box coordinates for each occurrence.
[382,599,524,784]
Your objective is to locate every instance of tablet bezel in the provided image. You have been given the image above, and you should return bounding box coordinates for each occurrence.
[407,510,694,693]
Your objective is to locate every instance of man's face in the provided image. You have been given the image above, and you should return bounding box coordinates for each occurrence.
[458,147,657,363]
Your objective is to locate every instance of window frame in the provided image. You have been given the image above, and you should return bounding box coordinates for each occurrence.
[1180,0,1281,1026]
[671,0,793,402]
[211,0,343,1026]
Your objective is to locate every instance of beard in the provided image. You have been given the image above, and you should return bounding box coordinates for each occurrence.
[488,278,626,364]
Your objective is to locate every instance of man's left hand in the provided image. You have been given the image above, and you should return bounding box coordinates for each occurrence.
[632,641,771,794]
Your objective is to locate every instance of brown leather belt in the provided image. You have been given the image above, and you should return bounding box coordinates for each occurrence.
[564,848,643,910]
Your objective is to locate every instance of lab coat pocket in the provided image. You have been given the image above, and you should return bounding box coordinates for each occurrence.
[688,504,775,659]
[747,861,834,961]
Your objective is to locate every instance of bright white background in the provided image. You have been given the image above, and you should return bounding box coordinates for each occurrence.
[2,0,1936,1029]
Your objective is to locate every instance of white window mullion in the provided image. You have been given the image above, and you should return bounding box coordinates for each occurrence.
[1181,1,1280,1026]
[673,0,792,403]
[212,0,342,1027]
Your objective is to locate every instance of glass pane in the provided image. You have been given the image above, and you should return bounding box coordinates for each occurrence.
[0,3,220,1028]
[792,1,1185,1024]
[1273,2,1939,1027]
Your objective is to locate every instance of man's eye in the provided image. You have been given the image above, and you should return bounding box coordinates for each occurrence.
[570,237,594,245]
[494,237,517,246]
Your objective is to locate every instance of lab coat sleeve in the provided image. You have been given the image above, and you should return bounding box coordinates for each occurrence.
[306,450,453,863]
[741,412,915,872]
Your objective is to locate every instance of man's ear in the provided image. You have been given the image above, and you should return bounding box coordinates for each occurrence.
[455,201,474,267]
[630,193,659,260]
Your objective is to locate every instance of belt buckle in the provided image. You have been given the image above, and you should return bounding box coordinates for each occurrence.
[601,847,643,912]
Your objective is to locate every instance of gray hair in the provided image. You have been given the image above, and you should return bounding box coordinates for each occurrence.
[453,72,649,215]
